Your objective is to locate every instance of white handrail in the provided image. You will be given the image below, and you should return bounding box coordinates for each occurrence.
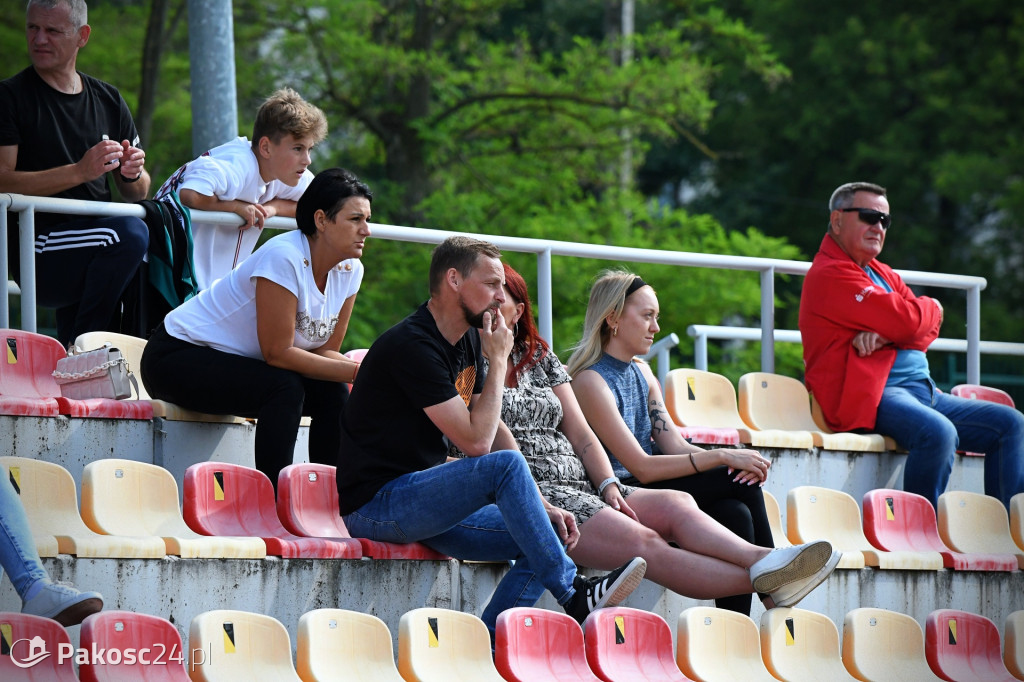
[2,193,992,382]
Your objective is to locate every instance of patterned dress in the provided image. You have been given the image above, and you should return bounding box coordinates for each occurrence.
[453,349,634,524]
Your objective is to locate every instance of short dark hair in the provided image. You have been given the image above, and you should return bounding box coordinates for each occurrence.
[828,182,887,211]
[294,168,372,236]
[428,236,501,296]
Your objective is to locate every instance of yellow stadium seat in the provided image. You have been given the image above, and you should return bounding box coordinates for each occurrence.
[188,609,302,681]
[398,608,505,682]
[297,609,404,682]
[938,491,1024,570]
[787,485,942,570]
[663,368,814,449]
[739,372,888,452]
[74,331,246,424]
[809,393,896,452]
[0,456,165,558]
[1010,493,1024,554]
[759,607,859,682]
[1005,610,1024,680]
[762,490,793,548]
[842,608,944,681]
[2,460,58,558]
[676,606,778,682]
[81,459,265,559]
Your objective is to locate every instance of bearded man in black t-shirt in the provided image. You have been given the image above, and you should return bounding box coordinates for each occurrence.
[337,235,647,640]
[0,0,151,345]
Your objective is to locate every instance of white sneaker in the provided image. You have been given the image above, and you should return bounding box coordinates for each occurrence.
[749,541,834,594]
[770,549,842,607]
[22,581,104,627]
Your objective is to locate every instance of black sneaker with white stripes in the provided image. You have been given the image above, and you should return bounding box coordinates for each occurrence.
[563,556,647,624]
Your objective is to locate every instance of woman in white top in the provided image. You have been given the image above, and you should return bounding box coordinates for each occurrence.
[141,168,371,485]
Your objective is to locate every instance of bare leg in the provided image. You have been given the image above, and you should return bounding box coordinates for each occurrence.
[569,489,769,599]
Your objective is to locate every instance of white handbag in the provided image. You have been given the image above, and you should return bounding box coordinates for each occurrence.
[52,344,137,400]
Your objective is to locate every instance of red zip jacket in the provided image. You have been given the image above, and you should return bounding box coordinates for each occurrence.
[799,235,943,432]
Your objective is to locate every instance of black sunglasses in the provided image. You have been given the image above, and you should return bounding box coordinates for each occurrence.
[840,207,891,229]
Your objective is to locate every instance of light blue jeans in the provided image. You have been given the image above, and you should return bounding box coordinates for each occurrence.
[343,449,575,633]
[0,468,48,600]
[874,379,1024,509]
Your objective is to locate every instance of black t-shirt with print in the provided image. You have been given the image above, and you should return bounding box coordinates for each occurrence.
[337,302,485,514]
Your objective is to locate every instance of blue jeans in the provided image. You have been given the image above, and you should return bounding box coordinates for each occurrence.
[343,450,576,634]
[874,379,1024,509]
[0,467,48,600]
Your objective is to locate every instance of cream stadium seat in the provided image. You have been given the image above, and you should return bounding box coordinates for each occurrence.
[842,608,944,681]
[676,606,777,681]
[188,610,302,681]
[1010,492,1024,553]
[759,607,859,682]
[762,490,793,548]
[398,607,505,682]
[787,485,942,570]
[938,491,1024,570]
[739,372,889,452]
[81,459,265,559]
[0,456,165,559]
[663,368,814,449]
[1004,610,1024,680]
[296,609,404,682]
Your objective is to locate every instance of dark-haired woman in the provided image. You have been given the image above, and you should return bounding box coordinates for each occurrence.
[141,168,371,483]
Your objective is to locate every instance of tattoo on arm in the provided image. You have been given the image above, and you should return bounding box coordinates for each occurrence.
[649,398,671,435]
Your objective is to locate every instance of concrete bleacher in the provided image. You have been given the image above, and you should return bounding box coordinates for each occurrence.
[2,412,1022,660]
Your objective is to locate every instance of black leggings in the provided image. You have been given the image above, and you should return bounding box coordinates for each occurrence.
[633,465,774,615]
[141,324,347,485]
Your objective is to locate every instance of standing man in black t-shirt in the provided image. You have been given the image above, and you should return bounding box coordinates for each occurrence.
[338,235,646,637]
[0,0,150,345]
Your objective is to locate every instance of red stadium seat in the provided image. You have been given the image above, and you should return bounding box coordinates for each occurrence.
[863,489,1018,572]
[183,462,361,559]
[925,609,1017,682]
[276,463,445,560]
[345,348,368,392]
[584,607,693,682]
[0,329,152,419]
[79,610,192,681]
[494,608,602,682]
[0,612,79,681]
[951,384,1016,457]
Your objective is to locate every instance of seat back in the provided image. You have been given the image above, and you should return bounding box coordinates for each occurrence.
[583,607,690,681]
[1010,492,1024,553]
[494,608,601,682]
[762,490,792,548]
[296,609,404,682]
[938,491,1024,566]
[787,485,870,568]
[1,456,165,558]
[738,372,821,432]
[842,608,943,681]
[676,607,777,682]
[925,609,1016,682]
[398,608,505,682]
[950,383,1015,408]
[759,608,859,682]
[663,368,749,430]
[74,332,149,399]
[276,463,352,539]
[0,329,63,400]
[188,610,301,681]
[79,610,191,682]
[1005,611,1024,680]
[863,488,950,554]
[0,612,79,681]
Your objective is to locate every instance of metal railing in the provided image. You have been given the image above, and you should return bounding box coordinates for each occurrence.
[2,193,1000,383]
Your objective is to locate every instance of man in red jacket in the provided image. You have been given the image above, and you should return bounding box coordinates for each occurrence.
[799,181,1023,509]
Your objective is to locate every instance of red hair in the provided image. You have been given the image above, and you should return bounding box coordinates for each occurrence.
[503,263,549,379]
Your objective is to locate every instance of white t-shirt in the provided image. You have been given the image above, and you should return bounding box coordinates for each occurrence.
[163,230,364,360]
[155,136,314,290]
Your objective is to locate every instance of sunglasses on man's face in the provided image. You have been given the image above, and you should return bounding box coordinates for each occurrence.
[840,207,891,230]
